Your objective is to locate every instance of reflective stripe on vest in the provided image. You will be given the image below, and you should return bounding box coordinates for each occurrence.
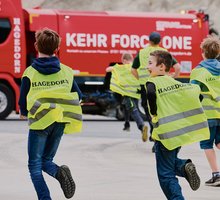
[29,110,82,126]
[28,103,56,125]
[202,94,220,117]
[110,82,140,97]
[190,67,220,119]
[158,122,208,140]
[158,108,204,125]
[148,75,209,150]
[28,98,82,126]
[203,94,220,102]
[29,98,80,115]
[110,64,140,99]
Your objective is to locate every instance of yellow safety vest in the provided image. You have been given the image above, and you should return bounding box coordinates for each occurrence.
[138,46,167,84]
[190,67,220,119]
[110,63,140,99]
[147,75,209,150]
[22,63,82,134]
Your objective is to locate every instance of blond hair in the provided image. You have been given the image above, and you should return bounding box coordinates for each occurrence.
[121,53,133,62]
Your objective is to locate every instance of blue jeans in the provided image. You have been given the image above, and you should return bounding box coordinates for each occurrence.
[122,96,144,130]
[28,122,65,200]
[155,141,189,200]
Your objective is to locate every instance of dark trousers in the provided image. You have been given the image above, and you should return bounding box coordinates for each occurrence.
[155,141,188,200]
[122,96,144,130]
[28,122,65,200]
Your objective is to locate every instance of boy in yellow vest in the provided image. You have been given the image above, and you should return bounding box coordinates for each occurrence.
[146,50,209,199]
[19,28,82,199]
[106,53,148,142]
[190,36,220,186]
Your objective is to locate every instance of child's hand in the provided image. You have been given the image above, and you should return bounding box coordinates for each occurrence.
[152,115,159,128]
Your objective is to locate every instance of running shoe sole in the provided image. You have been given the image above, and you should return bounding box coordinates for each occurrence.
[57,165,76,199]
[185,162,200,191]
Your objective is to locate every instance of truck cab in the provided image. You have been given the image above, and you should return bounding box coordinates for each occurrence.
[0,0,26,119]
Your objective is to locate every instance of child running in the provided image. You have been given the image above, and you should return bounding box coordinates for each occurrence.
[146,50,210,199]
[190,36,220,186]
[19,28,83,199]
[106,52,148,142]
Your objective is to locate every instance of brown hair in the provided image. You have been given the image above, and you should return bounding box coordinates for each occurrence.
[35,28,61,56]
[150,50,172,72]
[200,36,220,59]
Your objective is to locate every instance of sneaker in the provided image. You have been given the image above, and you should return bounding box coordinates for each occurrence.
[56,165,76,199]
[123,122,130,131]
[205,176,220,186]
[123,126,130,131]
[184,162,200,191]
[142,125,148,142]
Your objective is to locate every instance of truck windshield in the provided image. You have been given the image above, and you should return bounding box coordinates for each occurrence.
[0,18,11,44]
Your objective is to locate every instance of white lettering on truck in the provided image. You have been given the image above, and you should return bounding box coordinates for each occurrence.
[162,36,192,50]
[156,21,192,31]
[13,18,21,74]
[66,33,107,47]
[66,33,192,50]
[66,33,149,48]
[111,34,148,48]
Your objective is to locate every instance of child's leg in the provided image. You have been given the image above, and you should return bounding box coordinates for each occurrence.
[174,149,189,178]
[130,98,144,130]
[175,151,200,191]
[28,129,52,200]
[155,141,185,200]
[123,105,131,131]
[201,125,220,186]
[42,122,76,198]
[200,126,220,178]
[204,149,219,172]
[130,98,148,142]
[122,96,131,130]
[42,122,65,176]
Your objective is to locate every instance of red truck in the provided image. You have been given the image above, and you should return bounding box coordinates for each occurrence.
[0,0,210,119]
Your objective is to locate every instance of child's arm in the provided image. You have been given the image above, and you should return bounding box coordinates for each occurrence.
[131,53,140,79]
[19,77,30,118]
[166,56,181,78]
[71,80,83,101]
[146,82,157,115]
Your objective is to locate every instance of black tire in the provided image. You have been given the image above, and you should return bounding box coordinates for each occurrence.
[0,84,14,120]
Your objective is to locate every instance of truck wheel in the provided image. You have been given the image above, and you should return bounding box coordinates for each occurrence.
[0,84,14,120]
[115,105,124,121]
